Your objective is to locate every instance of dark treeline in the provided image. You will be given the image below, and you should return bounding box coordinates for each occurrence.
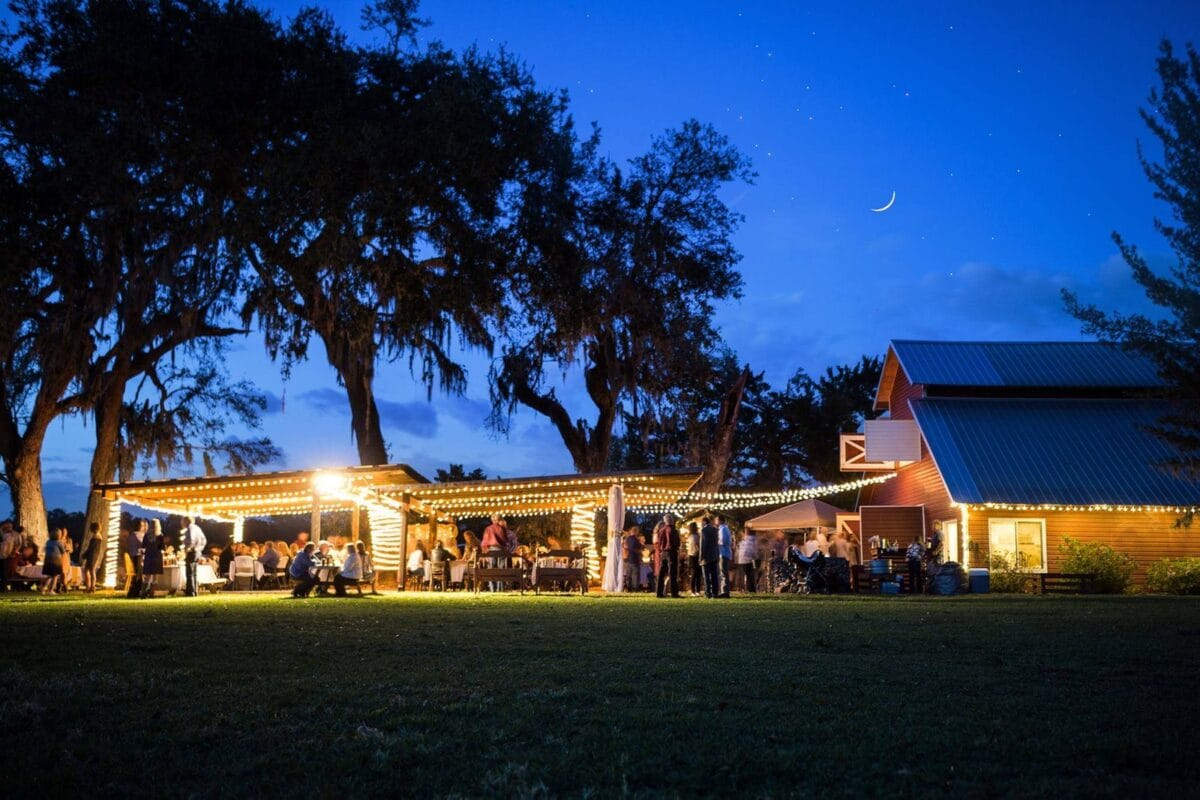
[0,0,881,543]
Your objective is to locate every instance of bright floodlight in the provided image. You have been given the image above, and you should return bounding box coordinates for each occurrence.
[313,471,347,495]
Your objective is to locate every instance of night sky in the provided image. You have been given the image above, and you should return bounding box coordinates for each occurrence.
[18,1,1200,513]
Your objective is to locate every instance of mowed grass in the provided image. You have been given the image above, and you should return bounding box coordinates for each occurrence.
[3,592,1199,798]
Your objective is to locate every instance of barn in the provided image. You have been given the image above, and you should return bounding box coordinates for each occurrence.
[839,340,1200,581]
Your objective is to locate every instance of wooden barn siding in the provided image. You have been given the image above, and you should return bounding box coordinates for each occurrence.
[859,447,957,539]
[886,368,924,421]
[859,506,926,542]
[967,510,1200,583]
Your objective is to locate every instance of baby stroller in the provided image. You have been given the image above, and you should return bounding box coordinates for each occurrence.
[782,546,830,594]
[768,555,797,593]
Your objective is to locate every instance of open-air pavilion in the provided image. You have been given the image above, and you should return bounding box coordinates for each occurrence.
[92,465,705,586]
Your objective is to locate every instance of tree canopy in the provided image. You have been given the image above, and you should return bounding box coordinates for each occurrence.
[491,120,754,474]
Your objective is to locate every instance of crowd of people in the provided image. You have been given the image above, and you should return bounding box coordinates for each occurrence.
[0,519,106,594]
[616,513,861,597]
[2,507,870,599]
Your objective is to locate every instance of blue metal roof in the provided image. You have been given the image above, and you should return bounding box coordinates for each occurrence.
[891,340,1165,388]
[910,398,1200,505]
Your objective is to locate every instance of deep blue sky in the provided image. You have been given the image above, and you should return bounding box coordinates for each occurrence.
[22,1,1200,513]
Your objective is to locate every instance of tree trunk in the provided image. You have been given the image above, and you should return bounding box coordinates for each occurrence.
[320,331,388,466]
[694,366,751,494]
[83,375,126,549]
[9,448,48,545]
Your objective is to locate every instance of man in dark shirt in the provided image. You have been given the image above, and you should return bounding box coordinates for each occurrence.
[699,516,721,599]
[429,540,455,589]
[289,543,319,598]
[623,527,644,591]
[655,514,682,598]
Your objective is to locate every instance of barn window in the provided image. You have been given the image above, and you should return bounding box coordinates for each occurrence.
[988,518,1047,571]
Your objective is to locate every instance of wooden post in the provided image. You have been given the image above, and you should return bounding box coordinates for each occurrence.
[310,492,321,542]
[398,493,410,591]
[351,503,361,543]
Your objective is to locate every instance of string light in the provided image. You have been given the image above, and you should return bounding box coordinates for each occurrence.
[570,504,599,578]
[973,502,1199,514]
[100,468,897,545]
[103,501,122,589]
[365,502,405,572]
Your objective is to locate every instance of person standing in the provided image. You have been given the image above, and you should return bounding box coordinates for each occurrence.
[686,522,702,597]
[737,529,758,593]
[623,525,644,592]
[40,528,65,595]
[716,515,733,598]
[82,521,104,593]
[140,520,164,598]
[481,515,508,552]
[928,526,944,565]
[655,514,681,598]
[126,520,146,598]
[699,516,721,599]
[181,516,207,597]
[906,538,925,594]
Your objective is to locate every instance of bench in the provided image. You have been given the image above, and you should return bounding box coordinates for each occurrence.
[1039,572,1095,594]
[473,551,526,595]
[2,575,38,592]
[532,549,587,595]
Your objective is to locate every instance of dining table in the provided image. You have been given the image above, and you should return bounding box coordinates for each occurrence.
[154,563,184,594]
[422,560,468,587]
[312,563,341,594]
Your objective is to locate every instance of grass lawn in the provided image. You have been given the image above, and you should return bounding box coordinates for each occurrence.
[3,591,1199,798]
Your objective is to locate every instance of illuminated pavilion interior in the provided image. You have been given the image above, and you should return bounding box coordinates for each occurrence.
[92,465,707,586]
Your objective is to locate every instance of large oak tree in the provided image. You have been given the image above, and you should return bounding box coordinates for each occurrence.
[491,121,754,475]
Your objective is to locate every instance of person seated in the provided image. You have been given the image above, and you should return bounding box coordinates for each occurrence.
[334,544,363,597]
[356,542,380,595]
[406,544,426,586]
[217,542,235,577]
[331,537,349,563]
[289,543,319,598]
[430,540,455,563]
[259,542,280,572]
[461,531,481,562]
[317,541,334,564]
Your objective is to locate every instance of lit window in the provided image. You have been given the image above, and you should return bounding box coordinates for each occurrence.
[988,518,1046,571]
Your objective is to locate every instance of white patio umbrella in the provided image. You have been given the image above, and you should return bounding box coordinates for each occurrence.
[602,483,625,592]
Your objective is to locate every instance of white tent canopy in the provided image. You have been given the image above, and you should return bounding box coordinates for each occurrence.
[744,498,848,531]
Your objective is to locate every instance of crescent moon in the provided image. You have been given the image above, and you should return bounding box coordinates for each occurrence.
[871,191,897,212]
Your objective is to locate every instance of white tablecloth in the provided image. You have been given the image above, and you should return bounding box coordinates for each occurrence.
[422,561,467,584]
[228,561,266,582]
[154,564,184,592]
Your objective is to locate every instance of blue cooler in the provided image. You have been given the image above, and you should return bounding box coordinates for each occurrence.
[969,568,990,593]
[881,581,901,595]
[869,559,888,575]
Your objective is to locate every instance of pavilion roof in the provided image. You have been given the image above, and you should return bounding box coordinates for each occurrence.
[95,464,429,519]
[94,464,703,520]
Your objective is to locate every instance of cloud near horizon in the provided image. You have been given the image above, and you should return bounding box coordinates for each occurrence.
[298,388,437,439]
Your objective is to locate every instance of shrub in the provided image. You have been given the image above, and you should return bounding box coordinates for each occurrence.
[988,552,1036,593]
[1146,557,1200,595]
[1058,537,1135,594]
